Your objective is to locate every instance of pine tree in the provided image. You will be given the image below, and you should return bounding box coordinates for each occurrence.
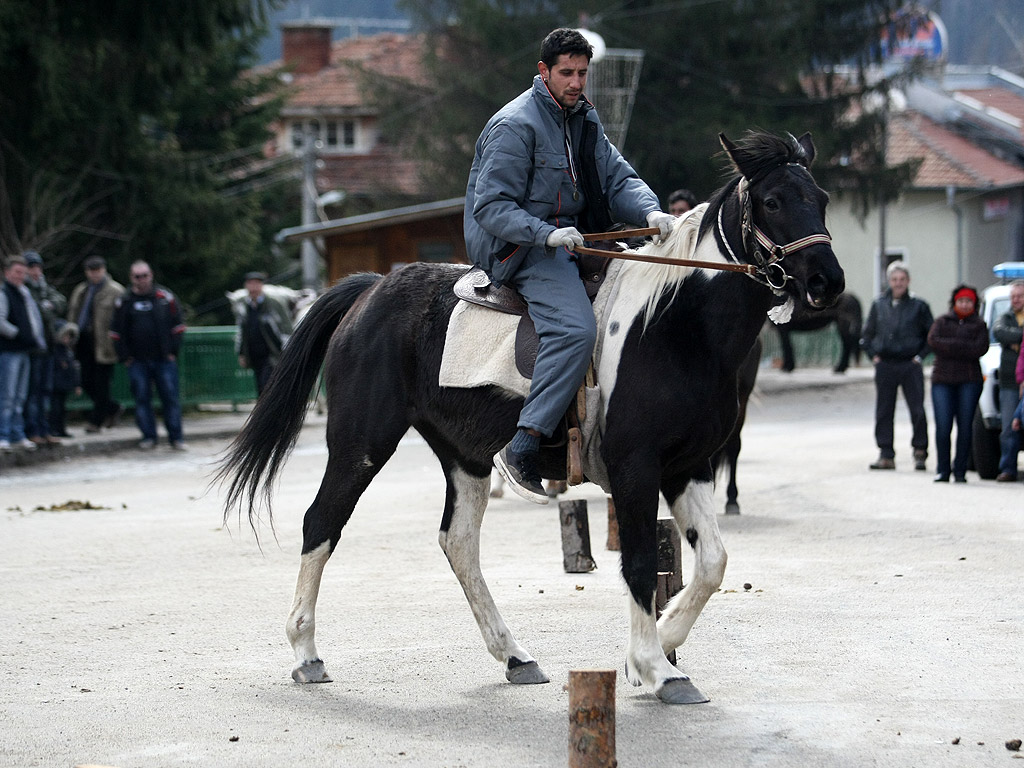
[0,0,288,320]
[381,0,911,218]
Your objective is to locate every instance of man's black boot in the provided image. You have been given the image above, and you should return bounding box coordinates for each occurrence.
[494,431,548,505]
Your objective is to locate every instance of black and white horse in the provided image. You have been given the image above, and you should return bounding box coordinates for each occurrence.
[216,131,844,704]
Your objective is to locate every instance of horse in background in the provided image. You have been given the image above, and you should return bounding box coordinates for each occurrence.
[774,292,862,372]
[215,130,844,705]
[711,338,761,515]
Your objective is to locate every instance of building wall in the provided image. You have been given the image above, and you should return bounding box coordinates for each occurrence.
[827,187,1023,315]
[323,213,467,285]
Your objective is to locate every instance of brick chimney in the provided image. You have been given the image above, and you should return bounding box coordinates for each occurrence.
[280,20,334,75]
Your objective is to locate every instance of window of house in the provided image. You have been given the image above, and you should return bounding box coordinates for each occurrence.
[292,119,358,153]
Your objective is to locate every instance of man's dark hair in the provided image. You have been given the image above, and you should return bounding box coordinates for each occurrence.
[540,28,593,68]
[668,189,698,209]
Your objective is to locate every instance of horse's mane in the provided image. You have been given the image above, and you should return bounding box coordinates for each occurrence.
[622,131,810,331]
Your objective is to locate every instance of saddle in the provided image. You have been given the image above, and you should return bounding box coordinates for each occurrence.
[452,250,615,378]
[452,247,619,486]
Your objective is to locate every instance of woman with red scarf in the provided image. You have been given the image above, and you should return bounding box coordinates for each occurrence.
[927,285,989,482]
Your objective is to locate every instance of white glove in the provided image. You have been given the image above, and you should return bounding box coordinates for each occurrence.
[546,226,585,250]
[646,211,676,244]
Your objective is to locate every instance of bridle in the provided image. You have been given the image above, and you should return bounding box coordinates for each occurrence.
[575,164,832,291]
[718,169,832,293]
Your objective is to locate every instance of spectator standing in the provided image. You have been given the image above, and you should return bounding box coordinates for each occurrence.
[23,250,67,445]
[0,255,47,451]
[992,280,1024,482]
[66,256,124,432]
[860,261,934,471]
[49,322,80,438]
[667,188,698,216]
[926,285,989,483]
[109,260,186,450]
[235,272,293,396]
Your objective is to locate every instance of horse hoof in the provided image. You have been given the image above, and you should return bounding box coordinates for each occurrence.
[656,677,709,704]
[292,659,333,683]
[724,501,740,515]
[505,659,550,685]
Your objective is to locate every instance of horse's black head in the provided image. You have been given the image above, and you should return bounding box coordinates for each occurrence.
[719,131,845,310]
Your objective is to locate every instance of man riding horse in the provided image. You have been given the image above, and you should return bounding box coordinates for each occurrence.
[464,27,675,504]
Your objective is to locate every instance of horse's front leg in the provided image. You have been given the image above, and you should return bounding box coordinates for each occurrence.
[658,476,727,661]
[439,463,549,685]
[611,460,705,704]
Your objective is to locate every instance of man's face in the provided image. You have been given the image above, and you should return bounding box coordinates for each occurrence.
[130,265,153,294]
[538,53,589,110]
[245,278,264,300]
[1010,284,1024,312]
[4,263,27,286]
[27,264,42,282]
[669,199,691,216]
[85,265,106,284]
[888,269,909,299]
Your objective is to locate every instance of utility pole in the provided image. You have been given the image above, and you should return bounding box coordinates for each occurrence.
[300,125,321,292]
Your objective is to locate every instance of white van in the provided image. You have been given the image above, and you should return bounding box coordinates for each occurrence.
[972,262,1024,479]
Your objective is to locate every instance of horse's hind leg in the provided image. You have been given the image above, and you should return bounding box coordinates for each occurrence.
[438,460,549,685]
[658,478,727,661]
[287,436,403,683]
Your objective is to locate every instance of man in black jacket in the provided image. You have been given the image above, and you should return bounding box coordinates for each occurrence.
[860,261,934,471]
[109,260,187,450]
[0,255,47,451]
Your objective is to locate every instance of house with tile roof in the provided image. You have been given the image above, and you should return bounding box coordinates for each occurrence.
[827,68,1024,314]
[269,21,429,212]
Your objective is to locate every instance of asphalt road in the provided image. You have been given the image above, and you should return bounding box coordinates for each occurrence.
[1,371,1022,767]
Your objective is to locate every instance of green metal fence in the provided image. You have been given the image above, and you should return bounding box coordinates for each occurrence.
[758,324,845,369]
[68,326,256,411]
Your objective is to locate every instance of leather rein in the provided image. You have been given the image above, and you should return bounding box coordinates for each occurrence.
[572,175,832,290]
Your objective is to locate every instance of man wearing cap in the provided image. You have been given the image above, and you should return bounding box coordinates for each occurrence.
[23,251,67,445]
[1,255,48,451]
[234,271,294,396]
[67,256,125,432]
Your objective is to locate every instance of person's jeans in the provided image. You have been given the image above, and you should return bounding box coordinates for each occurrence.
[998,386,1021,476]
[0,350,31,442]
[511,246,597,437]
[931,380,984,479]
[874,359,928,459]
[24,353,54,439]
[128,358,183,443]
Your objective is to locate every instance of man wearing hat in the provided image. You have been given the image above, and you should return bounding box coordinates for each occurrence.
[234,271,295,396]
[23,250,68,445]
[66,256,124,432]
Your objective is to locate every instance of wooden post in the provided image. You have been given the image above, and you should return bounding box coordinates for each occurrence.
[655,572,677,666]
[560,500,597,573]
[657,517,683,596]
[605,497,619,551]
[568,669,616,768]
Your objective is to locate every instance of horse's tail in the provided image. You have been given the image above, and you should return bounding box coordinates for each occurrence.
[213,272,383,532]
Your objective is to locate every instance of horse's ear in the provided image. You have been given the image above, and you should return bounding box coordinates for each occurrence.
[719,133,744,177]
[795,132,815,167]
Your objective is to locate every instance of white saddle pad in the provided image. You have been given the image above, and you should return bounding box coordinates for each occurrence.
[439,302,531,397]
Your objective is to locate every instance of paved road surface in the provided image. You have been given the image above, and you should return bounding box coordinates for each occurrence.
[1,369,1022,767]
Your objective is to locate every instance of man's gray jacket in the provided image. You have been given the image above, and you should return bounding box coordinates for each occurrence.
[464,75,659,286]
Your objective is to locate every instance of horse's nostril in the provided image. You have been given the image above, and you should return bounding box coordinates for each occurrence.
[807,274,827,296]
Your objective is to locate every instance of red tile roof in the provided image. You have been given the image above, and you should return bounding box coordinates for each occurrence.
[888,110,1024,189]
[281,33,426,114]
[954,87,1024,144]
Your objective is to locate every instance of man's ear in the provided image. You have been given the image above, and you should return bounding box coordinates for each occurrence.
[538,61,549,82]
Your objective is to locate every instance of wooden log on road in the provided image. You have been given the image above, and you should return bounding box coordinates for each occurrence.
[568,669,616,768]
[560,499,597,573]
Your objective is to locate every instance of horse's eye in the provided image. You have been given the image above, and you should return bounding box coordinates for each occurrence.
[764,197,780,212]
